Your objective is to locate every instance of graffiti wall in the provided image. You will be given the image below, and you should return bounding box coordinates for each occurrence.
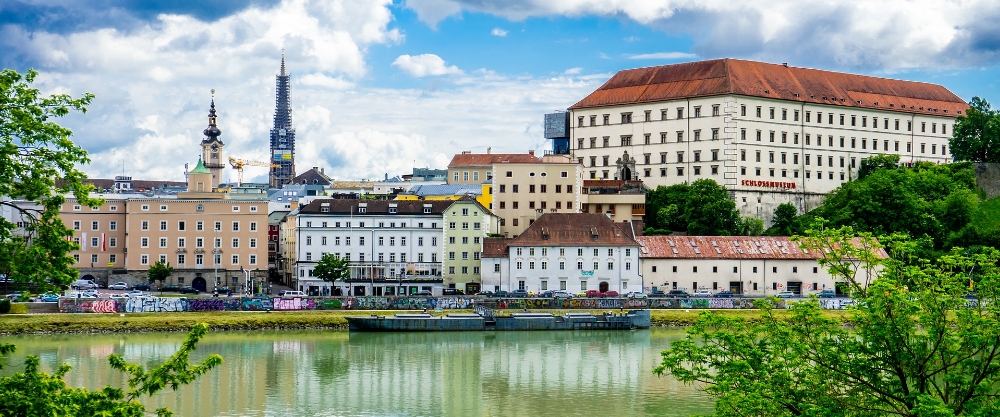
[56,295,819,313]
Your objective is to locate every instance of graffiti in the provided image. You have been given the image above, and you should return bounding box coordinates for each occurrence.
[59,299,118,313]
[818,298,853,310]
[708,299,734,309]
[125,297,186,313]
[317,299,342,310]
[430,297,472,310]
[272,297,316,311]
[597,299,622,309]
[242,297,273,311]
[187,299,226,311]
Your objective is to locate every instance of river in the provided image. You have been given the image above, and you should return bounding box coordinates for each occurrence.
[0,329,714,416]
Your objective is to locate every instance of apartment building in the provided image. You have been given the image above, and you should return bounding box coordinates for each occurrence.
[638,235,885,296]
[568,58,966,223]
[447,150,541,185]
[491,155,584,237]
[293,199,452,296]
[442,198,500,293]
[481,213,641,294]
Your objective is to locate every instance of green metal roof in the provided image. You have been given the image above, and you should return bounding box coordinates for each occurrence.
[189,159,211,174]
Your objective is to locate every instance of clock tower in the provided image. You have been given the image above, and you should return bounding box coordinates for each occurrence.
[200,90,225,188]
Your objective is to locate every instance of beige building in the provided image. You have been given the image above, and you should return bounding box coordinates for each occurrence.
[491,156,584,237]
[442,198,500,293]
[447,150,541,185]
[580,179,646,225]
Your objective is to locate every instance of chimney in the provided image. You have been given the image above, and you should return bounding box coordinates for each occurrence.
[528,150,535,156]
[290,200,299,211]
[321,168,325,175]
[462,150,471,154]
[783,62,788,67]
[487,147,492,154]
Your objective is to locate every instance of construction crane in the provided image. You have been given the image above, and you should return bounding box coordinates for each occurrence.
[228,157,279,187]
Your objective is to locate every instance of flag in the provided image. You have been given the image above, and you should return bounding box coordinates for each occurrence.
[81,233,87,251]
[101,233,106,252]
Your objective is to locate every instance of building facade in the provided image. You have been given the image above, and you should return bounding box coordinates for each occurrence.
[293,199,452,296]
[567,59,966,223]
[638,235,884,296]
[442,198,500,293]
[481,213,641,294]
[447,150,541,185]
[491,157,584,237]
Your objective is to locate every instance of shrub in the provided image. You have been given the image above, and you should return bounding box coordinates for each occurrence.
[0,299,10,314]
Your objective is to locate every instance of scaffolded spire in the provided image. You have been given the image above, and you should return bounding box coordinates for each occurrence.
[269,52,295,188]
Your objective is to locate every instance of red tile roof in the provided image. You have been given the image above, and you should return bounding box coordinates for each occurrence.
[447,153,541,168]
[569,59,967,116]
[482,237,513,259]
[638,235,887,260]
[511,213,639,247]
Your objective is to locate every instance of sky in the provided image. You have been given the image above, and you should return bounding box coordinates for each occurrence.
[2,0,1000,183]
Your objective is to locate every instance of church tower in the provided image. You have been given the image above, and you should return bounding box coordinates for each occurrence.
[269,53,296,188]
[201,90,225,188]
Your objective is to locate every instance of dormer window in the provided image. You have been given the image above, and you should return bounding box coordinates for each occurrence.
[358,207,367,213]
[389,207,397,213]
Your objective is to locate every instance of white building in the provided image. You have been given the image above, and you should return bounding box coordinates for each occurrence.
[638,235,885,296]
[294,199,452,296]
[567,58,966,223]
[481,213,641,294]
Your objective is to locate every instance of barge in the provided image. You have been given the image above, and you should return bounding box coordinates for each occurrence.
[346,306,651,332]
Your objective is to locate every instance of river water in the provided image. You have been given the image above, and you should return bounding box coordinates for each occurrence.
[0,329,714,416]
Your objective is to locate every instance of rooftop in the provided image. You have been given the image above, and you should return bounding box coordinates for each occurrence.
[298,199,453,215]
[510,213,638,247]
[570,58,967,116]
[448,152,542,168]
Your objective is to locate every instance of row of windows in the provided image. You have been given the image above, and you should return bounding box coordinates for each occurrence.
[651,265,820,274]
[497,200,575,210]
[302,220,439,229]
[132,253,256,266]
[514,260,632,271]
[738,104,955,135]
[577,105,721,127]
[447,236,482,245]
[512,247,633,257]
[447,222,481,230]
[496,184,574,193]
[496,280,631,292]
[73,253,117,264]
[447,251,481,260]
[72,236,117,248]
[138,237,257,249]
[502,170,571,178]
[304,235,438,247]
[448,266,481,275]
[453,170,488,182]
[303,252,436,263]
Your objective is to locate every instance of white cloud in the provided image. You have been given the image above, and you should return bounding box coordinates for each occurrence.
[491,27,508,37]
[299,73,355,89]
[392,53,463,77]
[628,52,697,60]
[564,67,583,74]
[404,0,1000,71]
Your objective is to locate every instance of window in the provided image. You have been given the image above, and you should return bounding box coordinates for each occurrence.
[159,221,167,231]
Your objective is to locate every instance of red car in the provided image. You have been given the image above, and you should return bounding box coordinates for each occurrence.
[586,290,621,298]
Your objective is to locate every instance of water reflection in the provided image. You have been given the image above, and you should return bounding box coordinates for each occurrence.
[1,329,713,416]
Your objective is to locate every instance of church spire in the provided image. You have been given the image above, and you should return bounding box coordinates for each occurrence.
[280,50,286,77]
[203,89,222,142]
[269,53,295,188]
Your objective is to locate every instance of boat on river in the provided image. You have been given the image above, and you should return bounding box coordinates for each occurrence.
[346,306,651,332]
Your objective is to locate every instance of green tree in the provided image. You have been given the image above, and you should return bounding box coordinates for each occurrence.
[0,69,100,291]
[684,179,738,235]
[768,203,798,236]
[655,222,1000,416]
[857,153,901,180]
[148,261,173,288]
[313,253,350,287]
[0,323,222,416]
[951,96,1000,162]
[737,215,764,236]
[644,183,690,231]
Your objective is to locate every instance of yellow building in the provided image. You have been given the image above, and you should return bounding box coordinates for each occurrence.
[442,198,500,293]
[396,183,494,212]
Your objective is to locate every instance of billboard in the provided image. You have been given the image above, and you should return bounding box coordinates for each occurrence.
[544,112,569,139]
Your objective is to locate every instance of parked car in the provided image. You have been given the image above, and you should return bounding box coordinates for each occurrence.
[39,293,60,302]
[509,290,529,298]
[776,291,797,298]
[281,290,306,297]
[818,290,838,298]
[604,290,619,297]
[585,290,602,298]
[551,291,574,299]
[96,281,108,289]
[133,283,151,291]
[108,282,129,290]
[442,288,465,296]
[180,286,200,294]
[413,290,433,296]
[488,291,509,298]
[624,291,647,299]
[71,279,97,290]
[160,284,181,292]
[125,290,146,298]
[713,290,735,298]
[5,292,23,301]
[692,290,713,297]
[667,289,691,298]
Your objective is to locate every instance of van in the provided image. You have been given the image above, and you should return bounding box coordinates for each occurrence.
[71,279,97,290]
[281,291,306,297]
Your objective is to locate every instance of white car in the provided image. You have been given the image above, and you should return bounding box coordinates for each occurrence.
[776,291,797,298]
[125,290,147,298]
[108,282,129,290]
[692,290,713,297]
[624,291,648,299]
[550,291,574,299]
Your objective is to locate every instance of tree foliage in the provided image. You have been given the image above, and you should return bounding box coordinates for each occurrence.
[0,68,100,291]
[950,96,1000,163]
[313,253,350,284]
[767,203,798,236]
[147,261,173,285]
[644,180,746,235]
[655,222,1000,416]
[0,323,222,417]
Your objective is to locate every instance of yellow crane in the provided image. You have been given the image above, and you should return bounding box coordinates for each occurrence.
[228,157,279,186]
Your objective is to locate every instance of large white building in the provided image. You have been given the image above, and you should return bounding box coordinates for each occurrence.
[638,235,886,296]
[293,199,452,296]
[567,58,967,223]
[481,213,641,294]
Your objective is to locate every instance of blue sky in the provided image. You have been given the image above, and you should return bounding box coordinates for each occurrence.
[2,0,999,182]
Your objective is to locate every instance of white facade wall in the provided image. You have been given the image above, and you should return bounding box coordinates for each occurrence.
[294,212,445,295]
[641,257,847,296]
[482,244,641,293]
[570,94,956,223]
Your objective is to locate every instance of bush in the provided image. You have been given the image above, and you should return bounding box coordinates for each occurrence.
[9,303,27,314]
[0,299,9,314]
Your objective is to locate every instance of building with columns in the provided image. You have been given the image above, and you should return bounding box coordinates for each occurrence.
[566,59,967,223]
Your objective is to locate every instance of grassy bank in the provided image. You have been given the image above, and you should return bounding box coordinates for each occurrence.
[0,308,853,335]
